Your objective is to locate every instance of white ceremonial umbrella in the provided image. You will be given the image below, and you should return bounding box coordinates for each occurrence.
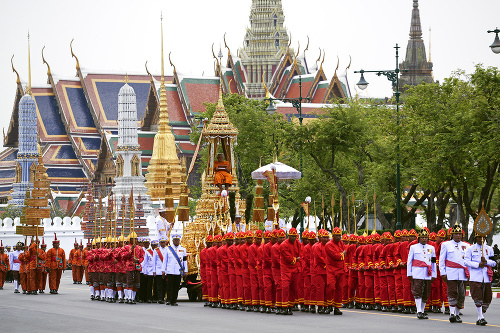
[251,161,302,180]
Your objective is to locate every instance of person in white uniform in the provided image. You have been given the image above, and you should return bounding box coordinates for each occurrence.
[153,236,169,303]
[162,233,188,306]
[156,215,173,241]
[439,223,470,323]
[464,233,497,326]
[9,242,23,293]
[228,215,246,233]
[407,229,437,319]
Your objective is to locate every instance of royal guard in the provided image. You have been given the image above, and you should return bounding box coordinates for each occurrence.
[435,229,449,313]
[78,241,85,284]
[200,235,213,306]
[302,231,313,312]
[407,229,437,319]
[297,230,308,310]
[371,232,382,310]
[363,234,375,310]
[312,229,328,314]
[439,223,470,323]
[262,230,276,313]
[208,234,222,307]
[39,238,48,293]
[355,235,366,309]
[464,233,496,326]
[325,227,346,315]
[341,233,349,306]
[280,228,301,315]
[153,236,169,304]
[241,230,253,310]
[122,232,144,304]
[399,230,412,313]
[140,237,154,303]
[83,240,91,285]
[378,232,390,311]
[27,237,44,295]
[392,231,404,311]
[161,233,188,306]
[45,233,66,294]
[87,239,97,300]
[234,232,244,310]
[227,232,237,309]
[272,229,285,314]
[386,233,398,311]
[346,234,358,308]
[248,229,263,311]
[9,242,23,293]
[217,233,231,308]
[0,241,10,289]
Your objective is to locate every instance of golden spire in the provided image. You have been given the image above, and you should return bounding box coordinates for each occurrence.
[27,31,31,95]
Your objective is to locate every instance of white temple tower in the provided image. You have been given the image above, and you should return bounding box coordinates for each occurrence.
[113,81,153,216]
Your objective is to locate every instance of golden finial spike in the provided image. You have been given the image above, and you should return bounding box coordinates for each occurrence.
[27,31,31,95]
[42,46,51,77]
[145,61,152,77]
[262,71,269,99]
[224,32,231,56]
[70,39,80,71]
[125,73,129,84]
[161,13,164,82]
[11,55,21,85]
[319,49,326,71]
[295,41,300,62]
[228,79,233,94]
[346,55,352,70]
[168,52,177,74]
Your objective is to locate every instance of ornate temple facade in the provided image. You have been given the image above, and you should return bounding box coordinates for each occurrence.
[399,0,433,90]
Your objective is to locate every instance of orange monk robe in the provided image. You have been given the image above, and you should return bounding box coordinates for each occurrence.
[45,247,66,291]
[214,161,232,185]
[28,243,45,292]
[0,253,10,288]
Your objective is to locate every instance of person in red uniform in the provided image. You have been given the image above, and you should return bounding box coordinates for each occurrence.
[83,241,90,285]
[122,232,144,304]
[302,231,314,312]
[240,231,253,310]
[200,235,213,306]
[341,233,350,306]
[0,241,10,289]
[355,235,366,309]
[385,232,397,311]
[346,234,358,308]
[248,229,263,311]
[18,244,29,294]
[45,234,66,294]
[325,227,347,315]
[227,232,238,309]
[262,230,276,313]
[280,227,301,315]
[27,237,44,295]
[393,230,405,312]
[217,233,231,308]
[312,229,328,314]
[427,231,440,312]
[363,234,375,310]
[399,230,412,313]
[372,233,382,310]
[234,232,244,310]
[297,231,308,310]
[207,235,220,307]
[78,241,85,284]
[272,229,286,314]
[434,229,448,313]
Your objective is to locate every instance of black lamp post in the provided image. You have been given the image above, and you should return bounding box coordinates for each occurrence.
[265,76,310,234]
[488,28,500,54]
[354,43,407,231]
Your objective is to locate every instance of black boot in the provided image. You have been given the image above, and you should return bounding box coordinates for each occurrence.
[444,307,450,315]
[266,306,272,314]
[334,308,343,315]
[318,306,325,314]
[303,305,310,313]
[310,305,316,313]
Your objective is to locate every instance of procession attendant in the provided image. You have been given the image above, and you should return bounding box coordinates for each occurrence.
[27,237,44,294]
[439,223,470,323]
[272,229,286,314]
[122,232,144,304]
[340,233,349,306]
[200,235,213,306]
[280,228,301,315]
[114,236,126,303]
[363,235,375,310]
[83,241,91,285]
[69,239,79,284]
[0,241,10,289]
[45,234,66,294]
[312,229,328,314]
[262,230,276,313]
[346,234,358,308]
[355,236,366,309]
[393,230,405,312]
[77,241,85,284]
[407,229,437,319]
[208,235,221,307]
[241,231,253,310]
[10,242,23,293]
[227,232,238,309]
[39,238,48,293]
[233,232,244,310]
[435,229,450,314]
[325,227,346,315]
[153,237,169,304]
[155,214,173,241]
[162,233,188,306]
[248,230,263,311]
[464,233,496,326]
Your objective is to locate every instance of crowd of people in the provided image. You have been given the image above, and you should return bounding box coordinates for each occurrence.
[199,224,497,326]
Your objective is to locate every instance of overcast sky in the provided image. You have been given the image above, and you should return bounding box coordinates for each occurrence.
[0,0,499,145]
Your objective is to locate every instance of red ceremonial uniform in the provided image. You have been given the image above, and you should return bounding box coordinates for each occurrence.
[280,238,301,309]
[240,242,251,306]
[325,238,346,308]
[355,240,365,305]
[363,239,375,305]
[234,241,243,304]
[312,241,327,307]
[248,242,262,306]
[227,243,237,305]
[347,242,358,304]
[262,241,275,307]
[271,241,283,308]
[302,242,313,306]
[208,244,219,303]
[200,246,210,302]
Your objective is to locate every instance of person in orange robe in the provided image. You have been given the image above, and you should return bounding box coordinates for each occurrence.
[0,241,10,289]
[27,238,45,294]
[19,244,29,294]
[83,242,90,285]
[77,242,85,284]
[39,239,48,293]
[45,234,66,294]
[69,239,80,284]
[214,153,232,191]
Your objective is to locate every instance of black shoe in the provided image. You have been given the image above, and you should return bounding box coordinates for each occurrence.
[54,290,58,294]
[417,312,424,319]
[260,306,265,313]
[204,301,209,307]
[292,304,299,311]
[410,307,417,314]
[119,298,124,303]
[382,306,389,312]
[239,305,245,311]
[397,305,404,312]
[403,306,410,314]
[14,289,20,293]
[310,306,316,313]
[355,303,362,309]
[90,295,95,300]
[125,299,130,304]
[23,290,26,294]
[266,307,272,314]
[444,307,450,315]
[326,306,333,314]
[131,300,136,304]
[300,305,306,312]
[171,303,178,306]
[286,307,293,315]
[391,305,398,313]
[334,308,343,315]
[158,300,164,304]
[318,306,325,314]
[480,318,487,326]
[347,302,354,309]
[165,301,171,305]
[455,315,462,323]
[303,305,310,313]
[73,281,77,284]
[246,306,252,312]
[449,315,456,323]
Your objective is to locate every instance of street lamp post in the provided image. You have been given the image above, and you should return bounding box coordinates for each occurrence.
[487,28,500,54]
[354,44,407,231]
[265,76,310,234]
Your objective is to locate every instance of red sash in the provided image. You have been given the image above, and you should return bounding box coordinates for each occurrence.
[148,249,153,256]
[156,248,164,262]
[13,259,21,264]
[411,259,432,276]
[445,259,470,279]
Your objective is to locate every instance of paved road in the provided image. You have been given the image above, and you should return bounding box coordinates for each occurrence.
[1,272,499,332]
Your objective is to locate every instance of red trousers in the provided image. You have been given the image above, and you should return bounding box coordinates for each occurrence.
[441,276,449,307]
[297,270,304,304]
[310,273,317,306]
[342,272,349,305]
[210,267,218,302]
[357,270,366,304]
[28,268,42,291]
[348,269,358,303]
[242,270,251,305]
[229,273,237,304]
[402,272,413,306]
[379,273,389,306]
[364,273,374,304]
[220,274,230,304]
[430,275,441,306]
[0,271,5,287]
[281,269,298,308]
[84,266,88,283]
[387,271,396,306]
[236,274,243,303]
[250,270,260,305]
[202,270,210,301]
[273,270,282,308]
[395,268,404,306]
[327,272,344,308]
[49,269,62,291]
[374,271,381,304]
[263,273,275,307]
[258,270,264,306]
[304,274,312,305]
[313,274,327,307]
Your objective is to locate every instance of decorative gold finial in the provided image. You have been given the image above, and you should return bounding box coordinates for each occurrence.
[294,42,300,65]
[228,79,233,94]
[42,46,51,77]
[224,32,231,56]
[262,71,269,99]
[346,55,352,70]
[304,36,309,55]
[125,73,129,84]
[27,31,32,95]
[211,43,220,69]
[168,52,177,75]
[288,33,292,49]
[145,61,152,77]
[11,55,21,85]
[70,39,80,71]
[320,49,326,71]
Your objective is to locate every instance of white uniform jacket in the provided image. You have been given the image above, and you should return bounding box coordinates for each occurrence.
[142,248,155,276]
[9,250,21,271]
[153,246,168,275]
[464,244,497,283]
[439,240,470,281]
[407,243,437,280]
[161,245,188,275]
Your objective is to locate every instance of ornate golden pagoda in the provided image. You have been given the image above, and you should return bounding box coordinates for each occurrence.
[145,16,183,201]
